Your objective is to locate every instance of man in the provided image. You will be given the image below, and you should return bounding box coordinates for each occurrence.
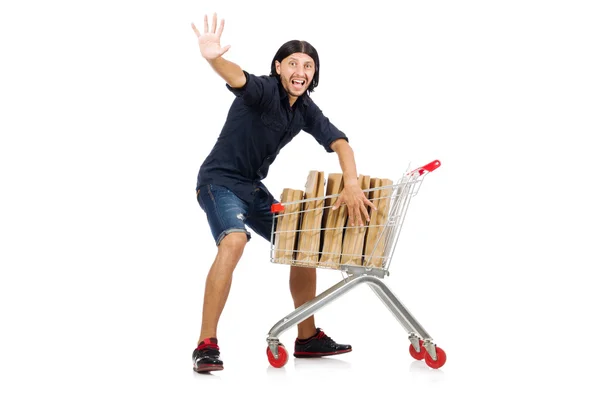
[191,13,376,373]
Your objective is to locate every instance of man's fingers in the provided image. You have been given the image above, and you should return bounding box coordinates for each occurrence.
[216,18,225,37]
[211,13,217,33]
[355,204,365,227]
[191,23,201,38]
[331,196,343,210]
[203,14,208,33]
[347,207,356,226]
[349,203,365,227]
[365,197,377,211]
[360,203,370,223]
[219,45,231,56]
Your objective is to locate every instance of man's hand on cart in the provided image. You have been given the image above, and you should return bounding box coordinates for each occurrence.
[332,182,377,227]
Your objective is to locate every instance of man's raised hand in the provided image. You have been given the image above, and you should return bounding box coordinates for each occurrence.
[191,13,231,61]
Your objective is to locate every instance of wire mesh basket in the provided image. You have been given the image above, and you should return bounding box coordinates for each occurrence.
[269,160,441,276]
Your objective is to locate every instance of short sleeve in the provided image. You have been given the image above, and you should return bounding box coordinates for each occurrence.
[303,99,348,153]
[226,71,276,109]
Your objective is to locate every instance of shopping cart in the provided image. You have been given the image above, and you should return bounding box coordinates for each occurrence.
[265,160,446,369]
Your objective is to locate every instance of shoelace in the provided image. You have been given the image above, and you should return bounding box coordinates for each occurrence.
[316,331,337,346]
[195,347,220,360]
[198,342,219,350]
[196,342,220,358]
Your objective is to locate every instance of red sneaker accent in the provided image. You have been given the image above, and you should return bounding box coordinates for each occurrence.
[198,338,219,350]
[194,363,224,372]
[293,348,352,358]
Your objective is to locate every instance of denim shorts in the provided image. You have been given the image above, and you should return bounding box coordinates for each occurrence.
[197,184,277,246]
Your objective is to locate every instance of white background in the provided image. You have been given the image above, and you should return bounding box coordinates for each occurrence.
[1,0,599,395]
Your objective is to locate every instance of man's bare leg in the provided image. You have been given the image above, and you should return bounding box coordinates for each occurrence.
[289,265,352,357]
[289,265,317,339]
[198,232,247,343]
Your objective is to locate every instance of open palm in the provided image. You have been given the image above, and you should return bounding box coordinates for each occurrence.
[191,13,231,61]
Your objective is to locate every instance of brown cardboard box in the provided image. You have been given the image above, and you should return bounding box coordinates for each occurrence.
[340,175,371,266]
[363,178,393,268]
[319,173,347,268]
[273,188,304,264]
[296,171,326,267]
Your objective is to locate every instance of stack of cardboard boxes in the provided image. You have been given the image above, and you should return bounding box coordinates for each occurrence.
[273,171,393,269]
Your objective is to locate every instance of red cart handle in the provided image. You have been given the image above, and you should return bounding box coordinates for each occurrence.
[410,159,441,175]
[271,159,441,213]
[271,203,285,213]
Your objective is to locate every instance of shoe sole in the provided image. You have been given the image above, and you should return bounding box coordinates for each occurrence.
[293,348,352,358]
[194,364,224,373]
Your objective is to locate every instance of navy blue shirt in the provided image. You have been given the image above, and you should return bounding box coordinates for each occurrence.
[196,71,348,204]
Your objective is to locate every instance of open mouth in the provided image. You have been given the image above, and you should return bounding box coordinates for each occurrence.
[291,79,306,89]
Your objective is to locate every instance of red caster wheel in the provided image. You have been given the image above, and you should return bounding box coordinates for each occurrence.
[267,344,289,368]
[424,346,447,369]
[409,339,426,360]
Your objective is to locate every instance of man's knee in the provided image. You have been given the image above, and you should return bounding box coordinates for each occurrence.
[218,232,248,258]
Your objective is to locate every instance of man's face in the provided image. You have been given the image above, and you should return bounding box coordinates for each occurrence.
[275,52,316,99]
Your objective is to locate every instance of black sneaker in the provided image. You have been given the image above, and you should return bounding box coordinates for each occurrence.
[294,328,352,358]
[193,338,223,372]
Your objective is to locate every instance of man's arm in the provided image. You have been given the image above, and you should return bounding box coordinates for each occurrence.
[331,138,358,188]
[302,100,376,226]
[191,13,246,88]
[331,139,377,227]
[206,57,246,88]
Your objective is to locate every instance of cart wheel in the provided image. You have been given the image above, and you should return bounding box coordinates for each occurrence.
[409,339,426,360]
[267,344,289,368]
[424,346,447,369]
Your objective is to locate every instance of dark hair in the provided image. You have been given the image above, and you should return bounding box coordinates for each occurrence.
[270,40,320,93]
